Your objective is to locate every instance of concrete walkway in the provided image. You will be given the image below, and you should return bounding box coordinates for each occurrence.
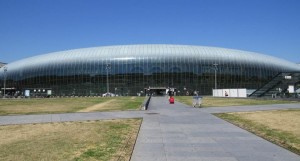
[0,111,145,125]
[200,103,300,114]
[131,97,300,161]
[0,98,299,160]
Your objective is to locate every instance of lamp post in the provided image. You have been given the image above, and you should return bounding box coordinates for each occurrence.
[213,63,218,89]
[106,64,111,95]
[3,66,7,98]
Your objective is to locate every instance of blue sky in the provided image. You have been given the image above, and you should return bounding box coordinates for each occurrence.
[0,0,300,63]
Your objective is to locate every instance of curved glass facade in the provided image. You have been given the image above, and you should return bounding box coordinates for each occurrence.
[1,44,300,96]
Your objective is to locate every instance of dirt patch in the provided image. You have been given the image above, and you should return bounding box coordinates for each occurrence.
[78,99,116,112]
[131,97,136,99]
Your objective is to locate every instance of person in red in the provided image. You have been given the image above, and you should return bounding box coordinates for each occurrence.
[169,96,174,104]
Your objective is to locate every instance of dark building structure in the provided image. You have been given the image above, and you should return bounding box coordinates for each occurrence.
[0,44,300,97]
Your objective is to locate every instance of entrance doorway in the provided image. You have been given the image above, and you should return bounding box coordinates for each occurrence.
[145,87,167,96]
[144,87,177,96]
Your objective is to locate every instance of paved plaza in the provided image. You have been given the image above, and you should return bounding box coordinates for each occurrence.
[131,97,300,161]
[0,97,299,161]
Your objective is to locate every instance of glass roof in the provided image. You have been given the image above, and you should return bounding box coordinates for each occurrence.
[2,44,300,73]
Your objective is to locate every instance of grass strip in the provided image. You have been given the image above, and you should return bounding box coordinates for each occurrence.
[215,112,300,155]
[0,119,142,161]
[0,97,144,115]
[175,96,297,107]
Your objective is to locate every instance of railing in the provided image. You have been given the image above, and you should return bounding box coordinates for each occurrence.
[140,95,152,110]
[250,72,300,97]
[249,72,283,97]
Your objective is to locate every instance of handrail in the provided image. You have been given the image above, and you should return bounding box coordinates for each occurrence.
[249,72,300,97]
[140,95,152,110]
[249,72,283,97]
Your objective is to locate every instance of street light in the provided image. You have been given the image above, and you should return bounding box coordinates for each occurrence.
[213,63,218,89]
[3,66,7,98]
[106,64,111,95]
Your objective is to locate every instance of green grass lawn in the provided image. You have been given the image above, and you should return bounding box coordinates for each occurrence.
[0,97,145,116]
[0,119,142,161]
[215,109,300,155]
[175,96,298,107]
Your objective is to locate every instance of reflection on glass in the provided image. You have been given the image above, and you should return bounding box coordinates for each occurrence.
[0,45,299,96]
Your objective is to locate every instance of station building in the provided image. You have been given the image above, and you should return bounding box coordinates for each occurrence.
[0,44,299,97]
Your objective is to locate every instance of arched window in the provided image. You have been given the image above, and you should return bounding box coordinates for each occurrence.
[150,67,163,73]
[169,67,181,73]
[130,67,144,73]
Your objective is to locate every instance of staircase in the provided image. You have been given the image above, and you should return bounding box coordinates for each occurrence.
[249,72,300,97]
